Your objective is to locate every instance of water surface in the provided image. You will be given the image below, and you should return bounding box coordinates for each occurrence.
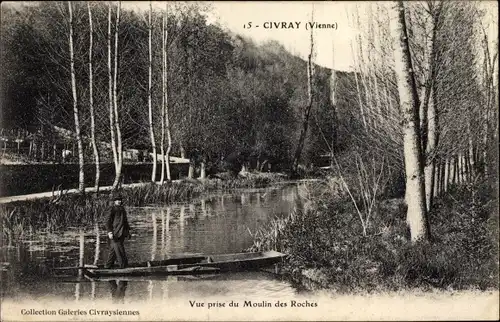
[1,183,305,302]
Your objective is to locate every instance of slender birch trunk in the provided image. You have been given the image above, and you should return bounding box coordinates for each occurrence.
[164,4,172,181]
[447,157,453,188]
[443,157,449,192]
[462,151,467,182]
[424,89,437,210]
[452,154,457,184]
[389,1,429,242]
[148,2,157,183]
[108,4,118,180]
[68,2,85,193]
[423,3,441,210]
[160,7,166,184]
[88,2,100,192]
[112,1,123,190]
[93,222,100,266]
[440,159,446,193]
[434,158,440,196]
[329,38,337,167]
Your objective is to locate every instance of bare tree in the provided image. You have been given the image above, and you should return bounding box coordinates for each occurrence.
[292,5,315,175]
[108,3,118,187]
[164,3,172,181]
[112,1,123,189]
[148,1,158,183]
[389,1,429,242]
[87,2,100,192]
[420,2,443,211]
[329,38,338,168]
[68,1,84,193]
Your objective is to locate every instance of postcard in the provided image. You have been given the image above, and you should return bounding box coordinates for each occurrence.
[1,1,498,321]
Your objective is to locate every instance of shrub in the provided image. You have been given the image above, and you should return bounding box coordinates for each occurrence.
[251,178,499,292]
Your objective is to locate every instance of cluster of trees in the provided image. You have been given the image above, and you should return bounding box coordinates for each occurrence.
[336,1,498,241]
[2,1,497,243]
[2,1,347,191]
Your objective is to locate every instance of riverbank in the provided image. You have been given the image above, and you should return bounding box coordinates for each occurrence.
[251,178,499,293]
[0,172,288,245]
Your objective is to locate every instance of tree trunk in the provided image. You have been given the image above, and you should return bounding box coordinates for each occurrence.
[93,222,100,266]
[464,150,470,182]
[41,142,45,160]
[433,161,439,197]
[440,159,446,194]
[112,1,122,190]
[389,1,429,242]
[444,158,451,192]
[188,160,194,179]
[199,160,206,179]
[424,151,435,210]
[330,38,338,162]
[260,159,268,172]
[148,2,157,183]
[424,88,438,210]
[68,2,85,193]
[88,2,100,192]
[108,4,118,183]
[456,153,462,184]
[461,151,467,182]
[292,11,315,175]
[434,158,440,196]
[422,3,442,210]
[164,3,172,181]
[160,5,166,185]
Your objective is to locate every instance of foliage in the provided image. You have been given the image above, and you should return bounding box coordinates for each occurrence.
[1,2,347,171]
[251,179,498,293]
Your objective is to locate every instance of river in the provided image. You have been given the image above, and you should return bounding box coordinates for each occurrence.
[1,183,498,321]
[1,183,304,303]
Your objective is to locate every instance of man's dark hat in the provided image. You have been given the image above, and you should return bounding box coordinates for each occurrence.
[112,194,123,201]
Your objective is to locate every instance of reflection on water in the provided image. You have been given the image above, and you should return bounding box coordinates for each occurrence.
[108,280,128,303]
[1,183,304,302]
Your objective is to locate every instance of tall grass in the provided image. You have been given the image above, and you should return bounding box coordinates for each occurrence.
[0,172,287,246]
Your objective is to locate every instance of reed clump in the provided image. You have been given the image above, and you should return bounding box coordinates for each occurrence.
[0,172,287,246]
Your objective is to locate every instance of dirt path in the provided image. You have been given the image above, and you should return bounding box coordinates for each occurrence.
[0,181,180,204]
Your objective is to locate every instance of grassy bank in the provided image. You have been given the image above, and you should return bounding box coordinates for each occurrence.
[250,179,499,293]
[0,172,286,246]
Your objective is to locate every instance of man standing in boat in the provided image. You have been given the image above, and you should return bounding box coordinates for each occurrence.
[105,195,131,269]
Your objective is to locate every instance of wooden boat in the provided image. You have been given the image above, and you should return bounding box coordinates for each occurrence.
[83,250,286,278]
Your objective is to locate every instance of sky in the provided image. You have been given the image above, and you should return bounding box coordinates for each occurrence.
[122,1,360,72]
